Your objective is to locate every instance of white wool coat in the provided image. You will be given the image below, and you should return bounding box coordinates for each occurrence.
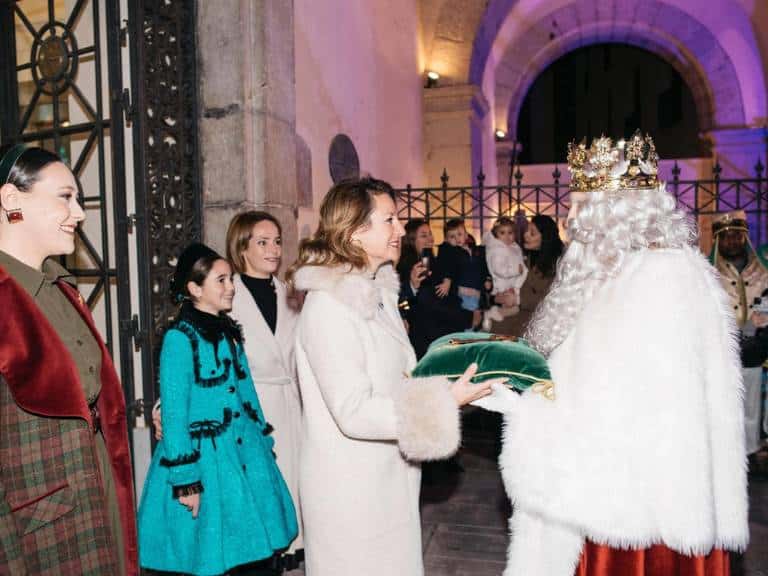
[293,263,461,576]
[475,247,749,575]
[483,231,528,294]
[230,274,303,553]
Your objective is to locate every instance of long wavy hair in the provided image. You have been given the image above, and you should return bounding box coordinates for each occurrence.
[397,218,428,281]
[286,177,395,284]
[527,214,564,277]
[525,184,694,356]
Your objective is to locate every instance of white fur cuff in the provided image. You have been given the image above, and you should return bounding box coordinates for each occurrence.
[396,376,460,461]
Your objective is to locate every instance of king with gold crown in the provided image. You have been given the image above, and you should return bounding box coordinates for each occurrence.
[474,132,749,576]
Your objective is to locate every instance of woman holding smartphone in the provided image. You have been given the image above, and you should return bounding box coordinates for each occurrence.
[397,218,476,358]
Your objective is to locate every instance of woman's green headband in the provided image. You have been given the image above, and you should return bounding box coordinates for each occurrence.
[0,143,28,186]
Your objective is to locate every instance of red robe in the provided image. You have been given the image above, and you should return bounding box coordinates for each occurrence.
[0,266,138,574]
[577,542,730,576]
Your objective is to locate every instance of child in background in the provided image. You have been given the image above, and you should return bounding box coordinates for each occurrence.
[482,216,527,329]
[436,219,487,324]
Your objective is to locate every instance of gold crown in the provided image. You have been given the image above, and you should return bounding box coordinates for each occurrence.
[567,131,659,193]
[712,210,748,236]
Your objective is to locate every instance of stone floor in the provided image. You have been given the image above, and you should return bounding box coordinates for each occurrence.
[289,408,768,575]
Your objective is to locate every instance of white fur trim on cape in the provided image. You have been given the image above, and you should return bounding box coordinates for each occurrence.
[505,510,584,576]
[395,375,460,461]
[497,246,748,575]
[293,263,400,320]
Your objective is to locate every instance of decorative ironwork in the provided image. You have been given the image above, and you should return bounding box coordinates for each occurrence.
[0,0,135,401]
[129,0,202,421]
[396,159,768,247]
[31,21,79,95]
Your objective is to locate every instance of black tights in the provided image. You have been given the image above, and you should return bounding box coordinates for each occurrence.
[142,557,279,576]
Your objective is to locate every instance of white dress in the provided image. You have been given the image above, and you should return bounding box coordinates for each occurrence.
[483,231,528,294]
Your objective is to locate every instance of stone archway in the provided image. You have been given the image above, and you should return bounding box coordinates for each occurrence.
[465,0,767,176]
[419,0,767,182]
[493,10,742,140]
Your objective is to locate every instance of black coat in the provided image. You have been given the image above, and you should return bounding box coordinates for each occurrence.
[741,328,768,368]
[399,253,473,359]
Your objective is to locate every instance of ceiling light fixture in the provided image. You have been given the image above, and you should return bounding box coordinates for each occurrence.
[425,70,440,88]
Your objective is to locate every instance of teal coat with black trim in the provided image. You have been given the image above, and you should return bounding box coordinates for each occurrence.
[138,305,297,576]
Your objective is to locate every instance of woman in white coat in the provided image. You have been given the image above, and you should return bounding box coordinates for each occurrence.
[225,211,304,569]
[287,177,496,576]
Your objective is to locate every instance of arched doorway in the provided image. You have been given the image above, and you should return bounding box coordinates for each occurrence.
[469,0,764,135]
[515,43,706,164]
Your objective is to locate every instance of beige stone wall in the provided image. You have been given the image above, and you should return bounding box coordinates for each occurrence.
[197,0,299,271]
[294,0,425,237]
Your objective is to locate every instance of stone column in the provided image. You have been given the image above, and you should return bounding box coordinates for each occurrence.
[423,84,488,187]
[196,0,299,271]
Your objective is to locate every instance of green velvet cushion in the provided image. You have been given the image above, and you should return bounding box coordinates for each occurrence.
[412,332,551,391]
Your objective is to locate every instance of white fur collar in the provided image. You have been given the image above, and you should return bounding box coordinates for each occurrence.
[293,263,400,319]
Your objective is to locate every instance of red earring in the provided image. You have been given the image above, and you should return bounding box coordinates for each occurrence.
[6,209,23,223]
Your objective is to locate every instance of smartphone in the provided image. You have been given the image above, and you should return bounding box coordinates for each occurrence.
[753,297,768,314]
[420,248,431,270]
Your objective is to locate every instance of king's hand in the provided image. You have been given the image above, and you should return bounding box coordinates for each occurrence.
[471,382,520,414]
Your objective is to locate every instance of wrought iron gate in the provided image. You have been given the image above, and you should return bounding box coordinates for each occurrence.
[0,0,136,410]
[396,161,767,247]
[128,0,203,419]
[0,0,202,433]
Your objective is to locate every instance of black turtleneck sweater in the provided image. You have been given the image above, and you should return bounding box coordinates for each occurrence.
[241,274,277,334]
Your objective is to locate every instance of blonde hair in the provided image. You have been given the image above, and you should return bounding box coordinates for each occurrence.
[286,177,394,284]
[226,211,282,274]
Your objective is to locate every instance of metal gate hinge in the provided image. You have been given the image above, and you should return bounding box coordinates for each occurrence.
[119,88,135,125]
[121,314,145,350]
[127,398,153,421]
[120,19,129,47]
[127,213,138,232]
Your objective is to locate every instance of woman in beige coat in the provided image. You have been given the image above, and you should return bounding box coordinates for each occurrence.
[288,177,496,576]
[226,211,304,568]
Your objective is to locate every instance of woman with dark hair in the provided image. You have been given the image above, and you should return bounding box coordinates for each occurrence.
[138,243,297,576]
[0,144,137,574]
[288,178,497,575]
[397,218,476,358]
[490,214,564,336]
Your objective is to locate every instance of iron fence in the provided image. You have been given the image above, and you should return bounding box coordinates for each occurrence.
[395,160,767,247]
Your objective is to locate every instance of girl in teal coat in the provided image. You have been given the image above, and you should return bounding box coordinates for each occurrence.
[138,243,297,576]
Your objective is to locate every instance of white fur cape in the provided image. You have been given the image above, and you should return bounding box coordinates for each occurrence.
[475,247,749,575]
